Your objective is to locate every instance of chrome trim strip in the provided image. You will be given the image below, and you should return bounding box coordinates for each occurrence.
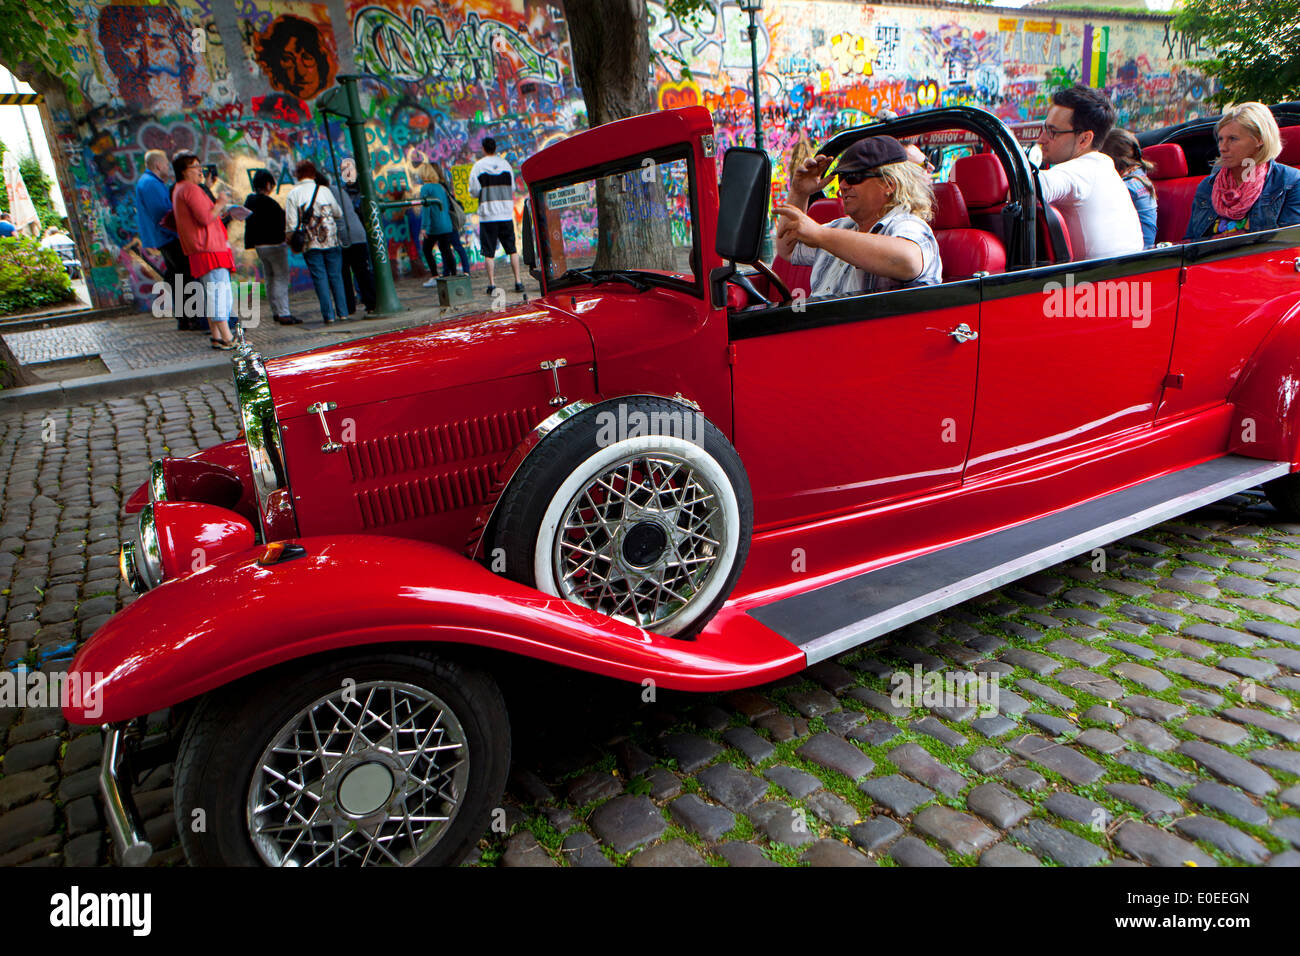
[137,504,163,590]
[99,727,153,867]
[233,349,290,538]
[149,459,167,503]
[800,458,1291,665]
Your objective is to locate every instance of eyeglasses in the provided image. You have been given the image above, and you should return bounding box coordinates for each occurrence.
[838,169,885,185]
[1040,124,1081,140]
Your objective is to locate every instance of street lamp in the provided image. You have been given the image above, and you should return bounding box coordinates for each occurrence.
[739,0,774,259]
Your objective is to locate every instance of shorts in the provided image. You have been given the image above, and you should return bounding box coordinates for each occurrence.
[479,219,517,258]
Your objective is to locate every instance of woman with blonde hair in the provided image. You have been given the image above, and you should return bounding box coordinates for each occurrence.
[417,162,457,285]
[1185,102,1300,239]
[775,135,942,297]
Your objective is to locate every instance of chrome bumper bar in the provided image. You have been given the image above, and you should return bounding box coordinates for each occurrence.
[99,726,154,867]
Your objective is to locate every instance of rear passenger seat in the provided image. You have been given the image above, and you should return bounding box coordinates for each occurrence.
[931,181,1006,279]
[1145,143,1202,243]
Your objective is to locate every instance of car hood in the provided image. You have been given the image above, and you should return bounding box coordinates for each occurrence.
[263,302,594,420]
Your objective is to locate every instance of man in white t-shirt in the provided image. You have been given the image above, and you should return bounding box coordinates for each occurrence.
[1035,85,1143,260]
[468,136,524,296]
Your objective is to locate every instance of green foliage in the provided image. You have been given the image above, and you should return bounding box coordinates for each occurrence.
[0,150,60,233]
[0,237,75,315]
[1172,0,1300,106]
[0,0,80,98]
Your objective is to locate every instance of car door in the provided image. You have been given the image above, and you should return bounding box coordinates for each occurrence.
[965,249,1182,482]
[1158,224,1300,422]
[729,281,981,532]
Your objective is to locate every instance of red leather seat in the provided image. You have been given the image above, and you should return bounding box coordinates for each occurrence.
[931,181,1006,279]
[1145,142,1204,243]
[772,197,844,297]
[1278,126,1300,165]
[952,153,1011,246]
[1037,201,1074,263]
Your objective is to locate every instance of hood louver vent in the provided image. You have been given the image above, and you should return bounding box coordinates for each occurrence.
[346,408,545,482]
[348,407,547,527]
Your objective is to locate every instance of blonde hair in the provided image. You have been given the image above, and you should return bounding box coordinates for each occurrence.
[418,162,440,184]
[877,160,935,222]
[1216,102,1281,166]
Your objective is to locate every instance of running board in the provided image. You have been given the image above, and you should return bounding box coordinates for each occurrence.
[750,455,1291,665]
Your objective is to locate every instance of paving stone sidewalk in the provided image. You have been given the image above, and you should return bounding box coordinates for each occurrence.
[0,382,1298,867]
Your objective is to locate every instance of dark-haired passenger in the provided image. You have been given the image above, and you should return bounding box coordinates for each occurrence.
[1035,85,1143,259]
[244,170,298,324]
[1102,128,1158,249]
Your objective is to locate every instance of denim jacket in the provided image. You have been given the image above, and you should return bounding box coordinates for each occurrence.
[1184,161,1300,240]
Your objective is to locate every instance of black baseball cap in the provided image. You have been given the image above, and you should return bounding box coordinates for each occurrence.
[836,135,908,174]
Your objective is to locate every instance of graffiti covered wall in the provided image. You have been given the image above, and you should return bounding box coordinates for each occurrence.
[45,0,1215,310]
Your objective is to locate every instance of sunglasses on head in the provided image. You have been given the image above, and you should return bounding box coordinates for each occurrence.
[837,169,884,185]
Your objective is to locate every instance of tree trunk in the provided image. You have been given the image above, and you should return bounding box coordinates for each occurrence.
[563,0,675,272]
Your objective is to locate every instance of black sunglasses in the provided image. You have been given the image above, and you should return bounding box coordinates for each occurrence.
[838,169,885,185]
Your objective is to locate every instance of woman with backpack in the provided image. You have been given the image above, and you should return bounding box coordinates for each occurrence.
[285,159,352,324]
[417,163,457,286]
[436,163,471,275]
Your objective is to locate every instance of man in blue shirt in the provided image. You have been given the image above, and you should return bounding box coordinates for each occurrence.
[136,149,197,329]
[0,213,15,237]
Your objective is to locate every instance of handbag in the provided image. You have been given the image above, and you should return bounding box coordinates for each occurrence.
[447,186,465,231]
[288,183,321,254]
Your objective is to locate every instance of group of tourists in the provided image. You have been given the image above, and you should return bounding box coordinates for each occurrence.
[134,135,531,345]
[777,86,1300,298]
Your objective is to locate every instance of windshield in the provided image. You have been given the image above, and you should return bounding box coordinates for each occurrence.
[538,150,697,290]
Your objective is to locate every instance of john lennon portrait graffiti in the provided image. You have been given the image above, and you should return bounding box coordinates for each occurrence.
[96,3,207,112]
[254,14,337,101]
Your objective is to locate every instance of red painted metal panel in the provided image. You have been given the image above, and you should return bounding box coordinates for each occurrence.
[733,303,980,529]
[967,267,1180,481]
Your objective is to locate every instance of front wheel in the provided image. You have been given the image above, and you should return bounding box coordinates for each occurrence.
[174,650,510,867]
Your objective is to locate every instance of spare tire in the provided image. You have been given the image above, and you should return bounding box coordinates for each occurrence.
[492,397,752,638]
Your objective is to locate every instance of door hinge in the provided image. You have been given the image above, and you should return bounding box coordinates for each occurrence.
[728,343,737,366]
[1178,265,1188,286]
[1163,373,1184,389]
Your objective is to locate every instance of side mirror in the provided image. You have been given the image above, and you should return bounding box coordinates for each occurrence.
[522,199,536,269]
[715,147,770,264]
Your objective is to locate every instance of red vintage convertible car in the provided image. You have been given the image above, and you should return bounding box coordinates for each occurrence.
[65,104,1300,867]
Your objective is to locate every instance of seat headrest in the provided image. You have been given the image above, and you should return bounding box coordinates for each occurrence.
[952,153,1009,209]
[807,197,845,223]
[1278,126,1300,166]
[931,181,970,230]
[1144,143,1188,179]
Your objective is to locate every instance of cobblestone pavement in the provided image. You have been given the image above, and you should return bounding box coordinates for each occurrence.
[1,275,502,374]
[0,382,1298,867]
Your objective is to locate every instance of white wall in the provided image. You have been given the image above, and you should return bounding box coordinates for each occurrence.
[0,65,67,218]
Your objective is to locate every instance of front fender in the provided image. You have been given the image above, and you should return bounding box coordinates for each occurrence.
[1227,294,1300,465]
[64,536,801,724]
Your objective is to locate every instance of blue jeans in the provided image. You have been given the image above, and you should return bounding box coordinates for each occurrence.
[203,268,232,332]
[449,228,471,273]
[304,247,348,321]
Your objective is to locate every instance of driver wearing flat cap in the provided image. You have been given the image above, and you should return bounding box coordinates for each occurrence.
[776,135,942,298]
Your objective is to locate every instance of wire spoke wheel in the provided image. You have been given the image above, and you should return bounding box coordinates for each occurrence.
[245,680,470,867]
[552,452,726,630]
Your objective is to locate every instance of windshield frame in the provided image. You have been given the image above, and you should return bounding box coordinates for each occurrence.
[529,143,704,299]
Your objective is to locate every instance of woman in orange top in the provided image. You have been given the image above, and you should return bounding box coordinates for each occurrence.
[171,151,236,349]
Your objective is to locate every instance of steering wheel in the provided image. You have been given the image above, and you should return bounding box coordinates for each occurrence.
[750,259,792,306]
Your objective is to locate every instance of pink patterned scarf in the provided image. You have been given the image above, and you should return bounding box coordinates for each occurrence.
[1212,161,1270,221]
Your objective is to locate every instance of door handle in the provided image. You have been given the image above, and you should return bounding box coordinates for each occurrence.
[948,323,978,343]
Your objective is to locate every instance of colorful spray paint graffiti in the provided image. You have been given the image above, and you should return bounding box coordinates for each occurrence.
[49,0,1214,311]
